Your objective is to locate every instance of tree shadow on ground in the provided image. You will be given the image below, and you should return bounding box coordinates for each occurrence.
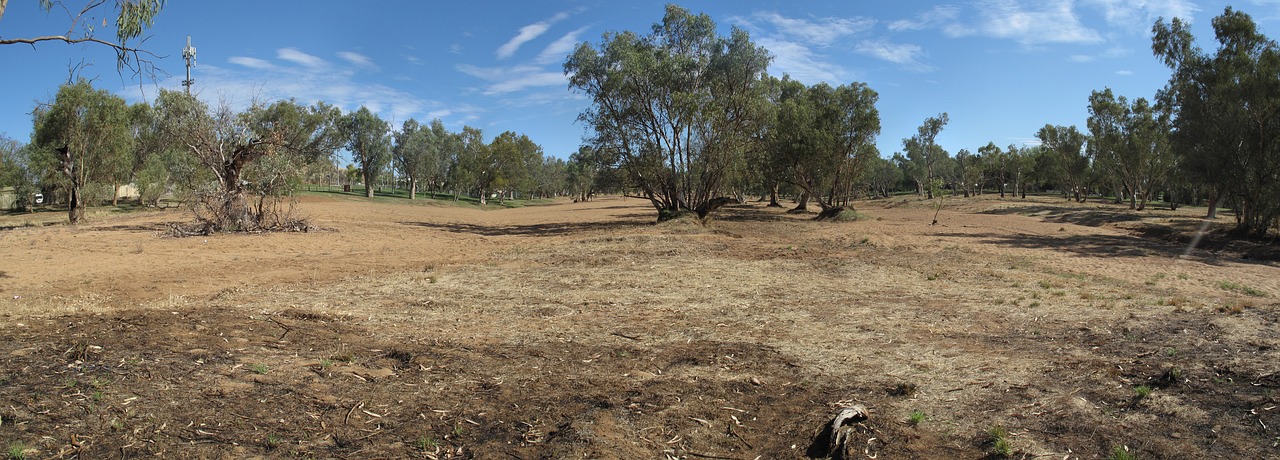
[932,231,1244,266]
[400,213,653,237]
[979,205,1146,227]
[712,204,794,223]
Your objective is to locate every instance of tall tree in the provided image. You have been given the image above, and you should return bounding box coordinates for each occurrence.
[1036,124,1089,202]
[345,106,391,198]
[0,0,166,77]
[392,118,430,200]
[1153,7,1280,234]
[771,80,881,215]
[566,4,771,221]
[979,142,1011,198]
[31,79,132,223]
[1087,88,1174,210]
[903,113,949,199]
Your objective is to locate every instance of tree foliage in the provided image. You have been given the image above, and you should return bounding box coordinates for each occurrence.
[1086,88,1174,210]
[0,0,166,77]
[566,4,771,220]
[1153,7,1280,234]
[903,113,949,198]
[1035,124,1089,202]
[31,79,133,223]
[345,106,391,198]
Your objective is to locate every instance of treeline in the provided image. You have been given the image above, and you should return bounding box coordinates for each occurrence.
[0,83,571,230]
[561,5,1280,235]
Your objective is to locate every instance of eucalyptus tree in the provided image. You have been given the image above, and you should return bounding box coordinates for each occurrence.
[771,81,881,216]
[154,89,344,232]
[31,80,133,223]
[393,118,430,199]
[954,148,982,197]
[1153,7,1280,234]
[903,113,949,199]
[566,4,772,220]
[979,142,1012,198]
[861,155,902,198]
[1035,124,1089,202]
[1007,144,1032,199]
[0,136,39,211]
[1086,88,1174,210]
[344,106,391,198]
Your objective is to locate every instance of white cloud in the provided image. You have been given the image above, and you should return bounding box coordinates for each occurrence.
[1069,54,1096,62]
[497,12,570,59]
[337,51,374,67]
[449,44,464,55]
[1116,70,1135,75]
[1085,0,1199,30]
[756,38,845,84]
[228,56,273,70]
[963,0,1103,45]
[457,63,566,95]
[889,5,961,32]
[743,12,874,46]
[404,55,422,65]
[536,27,588,65]
[277,47,328,68]
[855,40,934,72]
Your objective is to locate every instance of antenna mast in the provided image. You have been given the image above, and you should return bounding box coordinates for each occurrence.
[182,35,197,94]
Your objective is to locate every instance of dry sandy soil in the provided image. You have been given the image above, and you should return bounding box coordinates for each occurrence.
[0,193,1277,459]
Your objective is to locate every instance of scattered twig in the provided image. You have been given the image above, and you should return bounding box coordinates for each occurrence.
[611,331,642,341]
[686,451,742,460]
[265,316,293,341]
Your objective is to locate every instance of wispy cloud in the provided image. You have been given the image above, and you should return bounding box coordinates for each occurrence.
[1085,0,1200,30]
[855,40,934,72]
[277,47,328,68]
[1069,54,1096,62]
[337,51,374,68]
[889,5,961,32]
[743,12,875,46]
[961,0,1103,45]
[1116,70,1135,75]
[731,12,875,83]
[139,49,479,132]
[456,63,566,95]
[497,12,570,59]
[755,37,845,84]
[536,26,588,65]
[228,56,274,70]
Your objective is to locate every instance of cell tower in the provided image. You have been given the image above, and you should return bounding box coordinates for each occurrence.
[182,35,197,94]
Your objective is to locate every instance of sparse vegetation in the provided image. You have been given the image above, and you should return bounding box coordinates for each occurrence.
[987,425,1013,457]
[1134,385,1153,399]
[5,442,27,460]
[1218,281,1267,297]
[1109,445,1138,460]
[908,410,928,426]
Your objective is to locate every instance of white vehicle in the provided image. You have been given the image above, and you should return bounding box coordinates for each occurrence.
[33,193,44,205]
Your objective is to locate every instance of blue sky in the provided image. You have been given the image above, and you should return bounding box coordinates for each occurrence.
[2,1,1277,161]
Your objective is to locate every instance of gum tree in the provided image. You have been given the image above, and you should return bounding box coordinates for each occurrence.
[566,4,771,221]
[345,106,391,198]
[31,79,132,223]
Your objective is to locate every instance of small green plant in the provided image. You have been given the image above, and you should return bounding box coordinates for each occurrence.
[250,363,270,375]
[988,425,1012,456]
[907,410,927,426]
[91,390,105,402]
[1134,385,1153,399]
[264,434,280,450]
[1108,445,1138,460]
[109,418,124,431]
[1218,281,1267,297]
[416,435,437,450]
[926,273,938,281]
[6,442,28,460]
[319,358,333,370]
[1164,348,1177,357]
[452,423,465,437]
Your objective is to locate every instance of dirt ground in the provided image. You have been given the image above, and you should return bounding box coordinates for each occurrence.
[0,193,1277,459]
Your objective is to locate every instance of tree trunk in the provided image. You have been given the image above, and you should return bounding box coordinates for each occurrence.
[790,192,810,213]
[768,183,782,207]
[1206,188,1218,219]
[364,171,375,198]
[408,178,416,200]
[68,184,83,224]
[112,182,120,206]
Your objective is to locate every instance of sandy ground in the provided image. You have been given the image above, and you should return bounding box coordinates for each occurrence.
[0,193,1277,459]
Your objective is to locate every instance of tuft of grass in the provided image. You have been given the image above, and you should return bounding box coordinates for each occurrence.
[1109,445,1138,460]
[264,433,280,450]
[1134,385,1153,399]
[250,363,270,375]
[1218,281,1267,297]
[987,425,1012,457]
[319,358,333,370]
[6,442,27,460]
[907,410,927,426]
[416,435,437,450]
